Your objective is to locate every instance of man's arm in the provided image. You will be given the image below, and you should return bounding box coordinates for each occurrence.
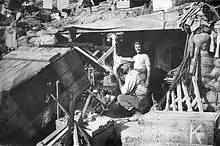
[146,66,150,88]
[145,54,151,88]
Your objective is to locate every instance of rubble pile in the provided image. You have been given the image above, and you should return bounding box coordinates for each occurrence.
[1,0,152,50]
[47,2,151,28]
[17,27,58,48]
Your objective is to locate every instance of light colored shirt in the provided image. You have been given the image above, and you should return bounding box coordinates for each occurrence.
[133,54,150,70]
[121,70,147,96]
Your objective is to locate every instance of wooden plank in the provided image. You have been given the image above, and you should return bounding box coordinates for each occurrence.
[36,126,68,146]
[64,50,84,72]
[59,70,76,89]
[97,46,113,64]
[74,46,113,73]
[0,59,14,68]
[0,110,20,137]
[0,61,32,86]
[171,91,176,111]
[74,46,98,63]
[0,61,31,82]
[2,109,30,138]
[141,111,219,121]
[53,56,70,76]
[181,81,193,112]
[0,60,21,75]
[47,126,68,146]
[121,111,219,146]
[93,50,100,56]
[165,91,170,111]
[61,74,90,99]
[1,60,25,75]
[29,47,39,51]
[129,142,213,146]
[3,50,57,62]
[0,97,18,119]
[46,47,70,55]
[192,76,203,112]
[177,83,183,111]
[64,50,86,78]
[1,61,48,91]
[0,96,19,136]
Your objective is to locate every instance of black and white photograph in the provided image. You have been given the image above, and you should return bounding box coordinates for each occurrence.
[1,0,220,145]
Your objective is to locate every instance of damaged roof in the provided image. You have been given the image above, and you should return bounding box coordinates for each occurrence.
[0,47,71,92]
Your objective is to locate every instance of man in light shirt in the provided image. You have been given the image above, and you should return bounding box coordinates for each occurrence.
[116,57,152,121]
[132,41,151,89]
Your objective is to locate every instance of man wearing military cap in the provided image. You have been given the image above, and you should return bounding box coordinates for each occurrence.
[116,56,152,121]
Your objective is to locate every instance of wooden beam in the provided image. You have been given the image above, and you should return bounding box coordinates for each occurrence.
[47,126,68,146]
[93,50,100,56]
[74,46,113,73]
[177,83,183,111]
[97,46,114,64]
[39,43,111,51]
[74,46,98,63]
[36,126,68,146]
[181,81,193,112]
[3,50,58,62]
[171,91,176,111]
[192,76,203,112]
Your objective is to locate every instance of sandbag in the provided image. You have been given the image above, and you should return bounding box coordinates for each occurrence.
[212,81,220,92]
[39,35,56,45]
[218,76,220,82]
[36,30,46,37]
[28,37,38,44]
[203,90,220,112]
[26,31,36,38]
[193,33,211,51]
[202,76,212,85]
[214,59,220,68]
[206,79,216,87]
[209,67,220,79]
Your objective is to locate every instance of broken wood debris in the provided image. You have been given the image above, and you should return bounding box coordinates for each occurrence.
[161,2,220,112]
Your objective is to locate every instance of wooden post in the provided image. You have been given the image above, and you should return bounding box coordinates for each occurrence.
[176,83,183,111]
[73,123,80,146]
[181,81,193,112]
[215,33,220,58]
[164,91,170,111]
[80,94,92,121]
[49,94,70,119]
[110,33,121,76]
[210,31,215,53]
[192,76,203,112]
[171,91,176,111]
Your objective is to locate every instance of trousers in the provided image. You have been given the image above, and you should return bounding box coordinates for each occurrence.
[117,94,152,114]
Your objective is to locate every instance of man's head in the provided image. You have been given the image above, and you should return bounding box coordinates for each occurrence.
[120,63,133,74]
[118,57,134,75]
[134,41,142,54]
